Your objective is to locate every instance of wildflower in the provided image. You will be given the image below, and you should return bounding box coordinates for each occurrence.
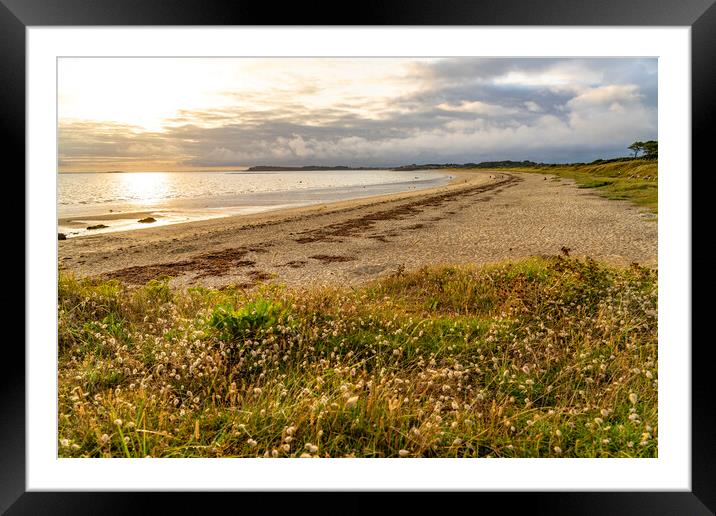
[282,444,290,453]
[59,438,70,448]
[300,453,312,458]
[305,443,319,453]
[345,396,359,408]
[398,450,410,457]
[628,393,638,405]
[114,419,123,427]
[247,439,257,448]
[101,434,110,444]
[553,446,562,455]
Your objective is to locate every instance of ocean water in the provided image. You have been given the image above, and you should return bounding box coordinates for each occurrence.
[58,169,451,237]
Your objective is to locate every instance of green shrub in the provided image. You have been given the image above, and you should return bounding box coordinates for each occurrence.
[208,298,288,340]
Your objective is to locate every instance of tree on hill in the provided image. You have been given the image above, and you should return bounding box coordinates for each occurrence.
[642,140,658,160]
[628,140,658,160]
[628,141,644,158]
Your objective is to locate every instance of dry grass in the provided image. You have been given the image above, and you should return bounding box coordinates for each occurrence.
[58,256,657,458]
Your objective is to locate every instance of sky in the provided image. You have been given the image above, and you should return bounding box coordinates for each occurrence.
[58,57,657,172]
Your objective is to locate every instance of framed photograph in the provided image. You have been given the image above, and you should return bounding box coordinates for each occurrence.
[6,0,712,513]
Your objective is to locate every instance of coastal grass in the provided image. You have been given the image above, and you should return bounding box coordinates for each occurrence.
[58,256,657,458]
[492,159,658,214]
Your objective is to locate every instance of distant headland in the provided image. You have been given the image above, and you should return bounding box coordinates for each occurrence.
[248,156,648,172]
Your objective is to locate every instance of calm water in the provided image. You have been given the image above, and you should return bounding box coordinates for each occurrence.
[58,170,450,237]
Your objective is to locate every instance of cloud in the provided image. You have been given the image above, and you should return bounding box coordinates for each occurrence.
[58,57,658,170]
[437,100,518,117]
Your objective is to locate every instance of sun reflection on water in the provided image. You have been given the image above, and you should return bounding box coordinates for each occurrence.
[118,172,171,206]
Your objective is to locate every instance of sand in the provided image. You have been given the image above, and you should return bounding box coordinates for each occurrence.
[57,171,658,289]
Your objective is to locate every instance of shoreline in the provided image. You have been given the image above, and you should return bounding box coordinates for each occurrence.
[58,170,462,238]
[58,170,657,288]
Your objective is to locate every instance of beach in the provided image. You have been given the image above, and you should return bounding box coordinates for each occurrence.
[52,57,664,462]
[58,170,657,289]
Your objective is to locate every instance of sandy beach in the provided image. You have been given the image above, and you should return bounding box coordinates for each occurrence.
[58,170,658,289]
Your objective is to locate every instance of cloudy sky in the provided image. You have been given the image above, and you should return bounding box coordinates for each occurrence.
[58,57,657,171]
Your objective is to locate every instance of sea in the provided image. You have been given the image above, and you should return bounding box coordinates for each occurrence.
[58,169,451,237]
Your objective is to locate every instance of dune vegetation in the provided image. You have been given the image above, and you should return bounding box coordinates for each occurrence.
[495,159,658,213]
[58,255,657,458]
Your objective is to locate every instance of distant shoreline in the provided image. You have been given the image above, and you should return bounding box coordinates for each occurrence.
[57,156,656,174]
[246,165,385,172]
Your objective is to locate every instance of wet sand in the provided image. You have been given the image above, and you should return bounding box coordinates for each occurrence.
[58,171,658,289]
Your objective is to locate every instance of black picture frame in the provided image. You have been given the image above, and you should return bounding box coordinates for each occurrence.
[4,0,712,513]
